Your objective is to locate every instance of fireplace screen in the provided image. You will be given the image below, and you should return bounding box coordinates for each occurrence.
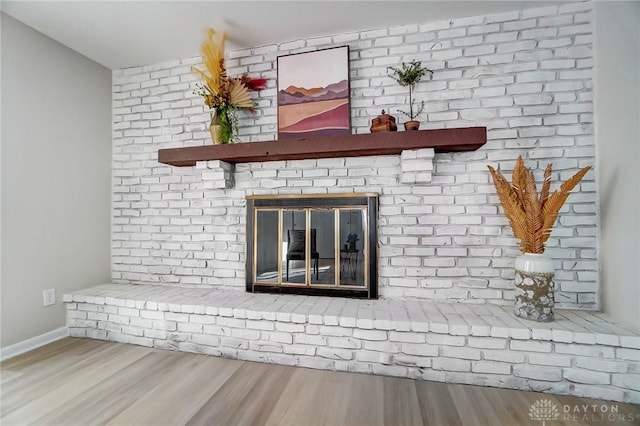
[246,194,378,299]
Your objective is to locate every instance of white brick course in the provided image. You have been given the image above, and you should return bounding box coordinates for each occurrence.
[67,284,639,403]
[513,364,563,381]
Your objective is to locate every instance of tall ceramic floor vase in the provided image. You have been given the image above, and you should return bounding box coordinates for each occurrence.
[514,252,555,322]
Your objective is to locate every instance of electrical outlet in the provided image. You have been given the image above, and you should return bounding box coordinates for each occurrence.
[43,288,56,306]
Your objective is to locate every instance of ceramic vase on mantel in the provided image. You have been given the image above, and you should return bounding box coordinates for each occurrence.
[209,113,223,145]
[514,252,555,322]
[209,110,233,145]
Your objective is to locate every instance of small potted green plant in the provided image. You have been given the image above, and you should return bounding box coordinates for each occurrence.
[387,60,433,131]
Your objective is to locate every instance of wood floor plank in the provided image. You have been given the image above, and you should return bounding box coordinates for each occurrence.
[37,350,191,425]
[448,382,539,426]
[472,385,542,425]
[1,343,151,425]
[1,338,105,380]
[415,380,463,426]
[264,367,329,426]
[1,338,109,393]
[447,382,510,426]
[383,376,424,426]
[105,353,243,426]
[1,340,131,415]
[321,369,385,426]
[266,367,385,426]
[0,369,23,387]
[1,337,81,371]
[187,361,295,426]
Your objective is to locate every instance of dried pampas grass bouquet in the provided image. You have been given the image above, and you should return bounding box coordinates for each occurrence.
[487,156,591,254]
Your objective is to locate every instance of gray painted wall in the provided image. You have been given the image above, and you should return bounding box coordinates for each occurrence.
[595,2,640,331]
[1,13,112,347]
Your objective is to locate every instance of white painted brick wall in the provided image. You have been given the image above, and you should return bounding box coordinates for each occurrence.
[112,3,597,308]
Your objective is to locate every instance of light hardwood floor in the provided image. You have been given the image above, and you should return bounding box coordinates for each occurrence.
[1,337,639,425]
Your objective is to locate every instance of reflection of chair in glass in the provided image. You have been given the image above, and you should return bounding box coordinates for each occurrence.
[286,229,319,281]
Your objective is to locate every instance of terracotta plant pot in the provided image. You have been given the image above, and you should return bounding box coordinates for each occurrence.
[514,252,555,322]
[404,120,420,131]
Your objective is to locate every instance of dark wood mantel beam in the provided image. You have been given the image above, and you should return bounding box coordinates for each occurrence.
[157,127,487,167]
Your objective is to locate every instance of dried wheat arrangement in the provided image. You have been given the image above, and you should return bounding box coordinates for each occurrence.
[488,156,591,254]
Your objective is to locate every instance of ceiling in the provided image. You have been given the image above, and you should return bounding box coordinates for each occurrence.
[1,1,568,70]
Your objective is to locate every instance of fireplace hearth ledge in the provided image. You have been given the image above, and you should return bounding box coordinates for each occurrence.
[65,283,640,404]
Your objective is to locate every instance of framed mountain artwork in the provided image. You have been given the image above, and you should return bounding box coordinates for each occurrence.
[277,46,351,139]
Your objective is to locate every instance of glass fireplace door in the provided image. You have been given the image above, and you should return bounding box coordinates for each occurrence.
[310,209,336,286]
[255,209,279,283]
[247,194,378,299]
[338,209,367,287]
[281,210,307,284]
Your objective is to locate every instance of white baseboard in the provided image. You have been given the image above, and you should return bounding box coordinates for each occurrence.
[0,327,68,361]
